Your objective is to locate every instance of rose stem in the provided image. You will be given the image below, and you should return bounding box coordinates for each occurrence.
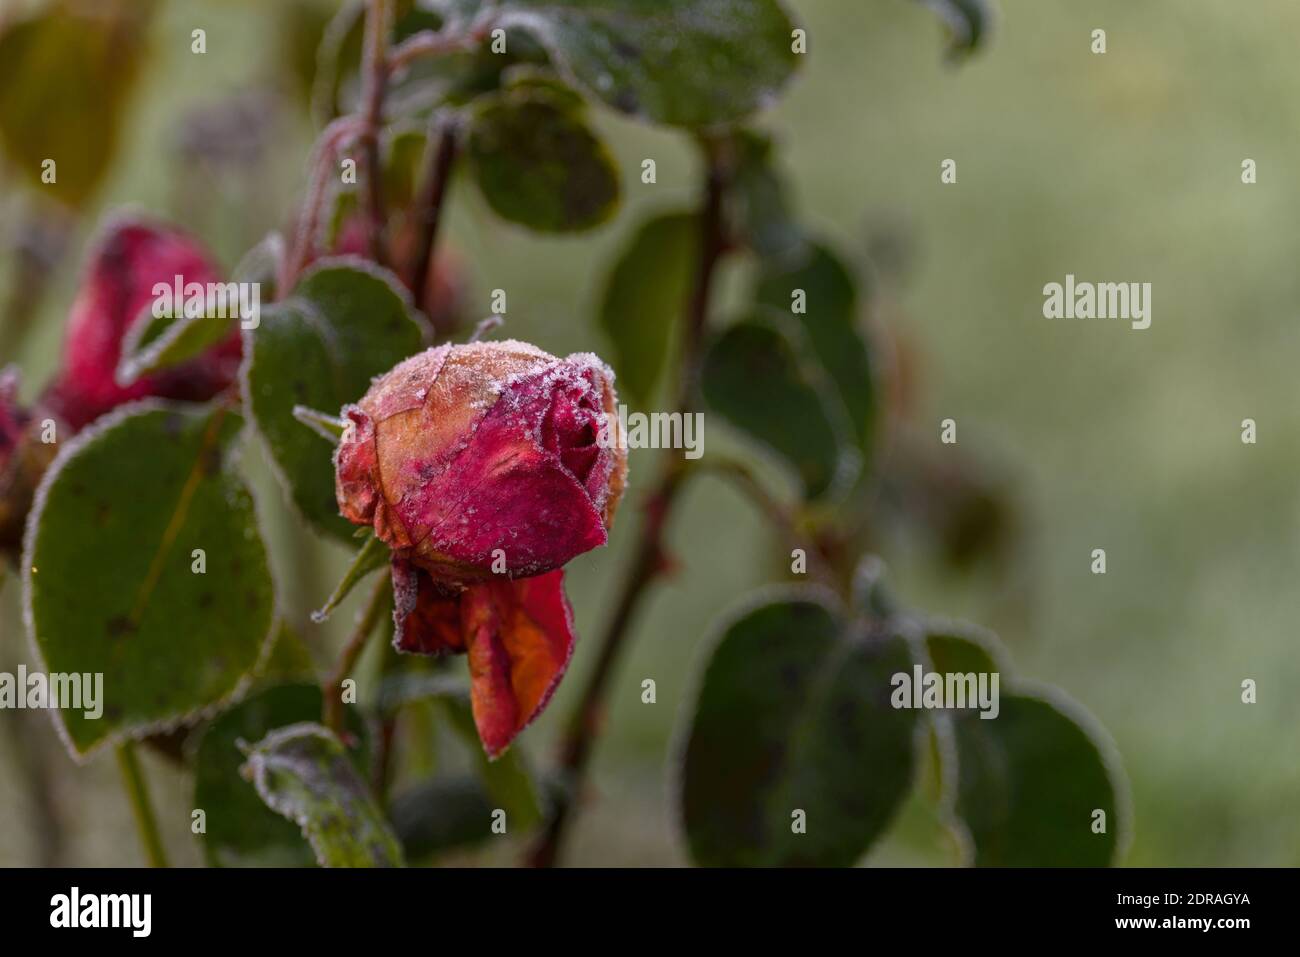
[115,741,168,868]
[359,0,393,267]
[281,115,364,294]
[323,571,392,737]
[408,118,460,319]
[527,144,731,868]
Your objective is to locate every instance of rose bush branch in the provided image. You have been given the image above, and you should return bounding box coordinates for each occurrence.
[282,115,364,292]
[359,0,392,265]
[407,118,460,319]
[323,570,392,738]
[528,146,734,867]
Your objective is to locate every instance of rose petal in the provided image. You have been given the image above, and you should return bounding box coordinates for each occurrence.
[462,570,576,758]
[391,558,464,655]
[397,365,610,577]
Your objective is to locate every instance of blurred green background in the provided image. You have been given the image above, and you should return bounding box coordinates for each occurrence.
[2,0,1298,865]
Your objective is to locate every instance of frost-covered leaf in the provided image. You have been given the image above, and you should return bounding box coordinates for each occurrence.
[942,688,1128,866]
[311,532,389,622]
[116,304,243,387]
[701,313,856,499]
[923,628,1127,866]
[195,682,367,867]
[240,722,403,868]
[755,241,876,452]
[243,260,424,540]
[597,212,697,406]
[24,403,274,758]
[678,590,918,866]
[496,0,802,127]
[467,84,620,232]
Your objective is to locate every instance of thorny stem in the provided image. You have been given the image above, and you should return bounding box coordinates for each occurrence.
[115,741,168,868]
[323,571,392,737]
[386,20,493,75]
[527,149,733,868]
[526,459,693,868]
[407,119,460,318]
[282,115,364,293]
[359,0,393,266]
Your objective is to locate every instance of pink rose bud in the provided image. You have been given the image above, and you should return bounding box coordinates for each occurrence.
[335,340,628,756]
[41,218,242,430]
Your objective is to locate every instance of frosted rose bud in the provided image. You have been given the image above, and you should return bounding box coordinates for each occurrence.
[41,218,242,430]
[334,340,627,757]
[336,340,626,582]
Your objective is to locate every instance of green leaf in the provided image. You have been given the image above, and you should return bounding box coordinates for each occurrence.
[467,85,620,232]
[917,0,994,60]
[375,672,543,829]
[731,130,805,261]
[194,682,367,867]
[240,722,404,868]
[597,212,698,406]
[116,306,243,387]
[292,406,347,443]
[942,686,1128,866]
[0,2,153,208]
[755,241,876,451]
[389,776,496,858]
[701,314,856,499]
[497,0,803,128]
[243,261,425,540]
[254,623,318,684]
[925,622,1009,677]
[23,403,275,758]
[678,590,918,866]
[233,231,286,302]
[311,533,389,622]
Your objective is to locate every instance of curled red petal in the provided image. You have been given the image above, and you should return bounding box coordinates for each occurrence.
[391,557,465,656]
[463,570,576,758]
[335,405,380,527]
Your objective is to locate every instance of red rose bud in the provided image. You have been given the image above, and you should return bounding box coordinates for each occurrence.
[335,340,628,756]
[41,218,242,430]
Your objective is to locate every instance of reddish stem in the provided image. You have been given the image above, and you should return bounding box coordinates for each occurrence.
[526,152,732,868]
